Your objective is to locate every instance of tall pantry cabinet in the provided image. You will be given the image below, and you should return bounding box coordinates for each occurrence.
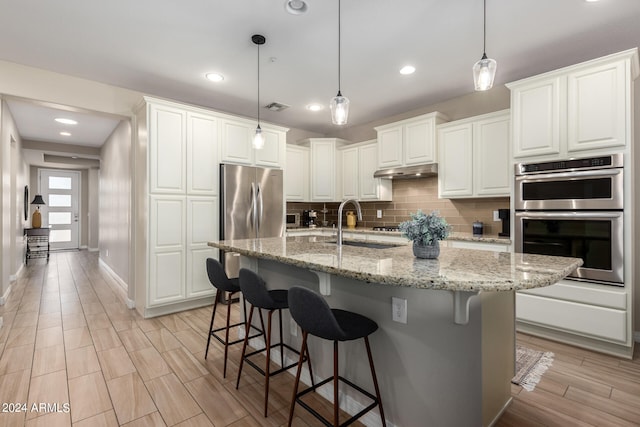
[134,97,219,318]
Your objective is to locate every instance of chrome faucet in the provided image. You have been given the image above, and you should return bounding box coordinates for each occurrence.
[336,199,363,247]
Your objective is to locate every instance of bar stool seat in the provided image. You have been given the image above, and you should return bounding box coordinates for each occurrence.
[287,286,386,427]
[236,268,314,417]
[204,258,263,378]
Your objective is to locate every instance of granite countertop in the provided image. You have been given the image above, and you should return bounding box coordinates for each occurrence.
[286,227,512,245]
[208,235,581,292]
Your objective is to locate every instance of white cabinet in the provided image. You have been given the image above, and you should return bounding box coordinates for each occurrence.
[186,196,219,298]
[220,117,287,168]
[187,112,218,195]
[285,145,310,202]
[438,110,510,199]
[338,141,392,201]
[507,49,638,160]
[298,138,347,202]
[149,103,186,194]
[375,112,448,169]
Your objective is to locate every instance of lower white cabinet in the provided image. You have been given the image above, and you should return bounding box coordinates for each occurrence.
[148,195,217,309]
[438,110,510,199]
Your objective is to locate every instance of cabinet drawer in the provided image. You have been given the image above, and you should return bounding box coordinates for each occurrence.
[519,280,627,310]
[516,293,627,343]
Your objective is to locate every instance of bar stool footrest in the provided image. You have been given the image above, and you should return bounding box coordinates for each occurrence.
[295,375,380,427]
[243,342,307,378]
[211,321,263,347]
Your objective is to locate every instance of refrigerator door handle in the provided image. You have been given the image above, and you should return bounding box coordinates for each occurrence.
[257,183,263,234]
[250,182,257,234]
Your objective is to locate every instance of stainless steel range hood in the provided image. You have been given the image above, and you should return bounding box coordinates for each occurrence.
[373,163,438,179]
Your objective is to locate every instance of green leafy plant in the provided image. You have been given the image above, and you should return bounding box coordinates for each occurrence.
[398,210,450,245]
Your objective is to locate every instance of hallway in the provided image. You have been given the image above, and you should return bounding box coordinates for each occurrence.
[0,251,330,426]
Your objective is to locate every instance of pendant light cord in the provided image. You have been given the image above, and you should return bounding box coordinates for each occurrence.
[257,42,261,124]
[483,0,487,56]
[337,0,342,94]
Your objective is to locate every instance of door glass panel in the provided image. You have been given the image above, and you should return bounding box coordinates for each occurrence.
[49,212,71,225]
[50,229,71,243]
[48,176,72,190]
[48,194,71,207]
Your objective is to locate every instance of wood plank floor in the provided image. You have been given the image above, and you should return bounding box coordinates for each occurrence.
[0,250,638,426]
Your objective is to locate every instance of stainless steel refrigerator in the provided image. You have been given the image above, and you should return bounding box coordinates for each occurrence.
[220,163,284,278]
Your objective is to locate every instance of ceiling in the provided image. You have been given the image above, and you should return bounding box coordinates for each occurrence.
[2,0,640,148]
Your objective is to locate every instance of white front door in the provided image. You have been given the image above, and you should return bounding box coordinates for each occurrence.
[39,169,80,250]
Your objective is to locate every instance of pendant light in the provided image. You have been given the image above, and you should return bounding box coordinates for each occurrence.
[473,0,497,91]
[330,0,349,125]
[252,34,266,150]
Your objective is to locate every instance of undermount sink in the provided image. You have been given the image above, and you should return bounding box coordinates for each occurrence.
[321,240,404,250]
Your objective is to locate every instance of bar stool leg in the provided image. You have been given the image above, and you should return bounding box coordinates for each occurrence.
[365,337,387,427]
[204,289,221,360]
[264,309,273,417]
[279,309,285,368]
[236,305,255,389]
[288,330,308,427]
[333,340,339,427]
[222,291,234,378]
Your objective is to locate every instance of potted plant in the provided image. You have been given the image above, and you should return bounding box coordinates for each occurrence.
[398,210,451,259]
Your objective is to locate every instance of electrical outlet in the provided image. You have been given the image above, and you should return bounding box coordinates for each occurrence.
[377,209,383,218]
[290,319,298,336]
[493,210,500,221]
[106,249,109,257]
[392,297,407,324]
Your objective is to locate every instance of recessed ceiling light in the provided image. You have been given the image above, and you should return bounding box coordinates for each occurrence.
[205,72,224,82]
[585,0,599,2]
[306,104,324,112]
[55,118,78,125]
[60,131,71,136]
[400,65,416,75]
[285,0,308,15]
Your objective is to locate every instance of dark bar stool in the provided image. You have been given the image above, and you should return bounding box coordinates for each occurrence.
[236,268,314,417]
[287,286,386,427]
[204,258,264,378]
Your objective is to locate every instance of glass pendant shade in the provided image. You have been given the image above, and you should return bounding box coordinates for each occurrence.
[330,91,350,125]
[473,54,497,91]
[253,125,265,150]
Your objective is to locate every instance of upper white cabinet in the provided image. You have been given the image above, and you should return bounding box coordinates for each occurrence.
[149,103,187,194]
[438,110,510,199]
[220,118,287,168]
[375,112,448,168]
[285,144,310,202]
[187,112,218,195]
[507,49,639,159]
[303,138,347,201]
[338,141,392,201]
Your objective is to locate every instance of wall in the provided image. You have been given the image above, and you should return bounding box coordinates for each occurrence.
[635,81,639,336]
[88,168,99,250]
[287,177,509,236]
[99,119,131,290]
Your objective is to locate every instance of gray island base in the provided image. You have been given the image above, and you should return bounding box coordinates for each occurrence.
[208,236,582,427]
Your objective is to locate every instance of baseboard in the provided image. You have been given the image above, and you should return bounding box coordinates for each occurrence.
[9,274,17,283]
[79,245,88,249]
[88,247,99,252]
[247,335,391,427]
[98,258,135,309]
[0,316,3,331]
[634,331,640,343]
[488,397,513,427]
[0,283,12,305]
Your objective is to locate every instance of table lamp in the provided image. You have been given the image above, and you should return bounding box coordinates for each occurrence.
[31,195,45,228]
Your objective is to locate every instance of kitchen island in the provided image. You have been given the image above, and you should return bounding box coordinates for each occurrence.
[208,235,581,427]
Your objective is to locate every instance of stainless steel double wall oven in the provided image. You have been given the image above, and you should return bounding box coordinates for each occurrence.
[515,154,624,285]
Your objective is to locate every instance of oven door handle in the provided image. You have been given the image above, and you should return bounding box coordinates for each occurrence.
[515,211,622,219]
[515,168,622,182]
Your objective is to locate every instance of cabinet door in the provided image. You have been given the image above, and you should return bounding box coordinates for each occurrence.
[567,61,627,152]
[149,104,186,194]
[340,147,359,199]
[186,196,218,298]
[405,118,436,165]
[149,196,186,306]
[310,140,336,201]
[220,119,253,165]
[187,113,218,195]
[377,126,403,168]
[511,78,562,158]
[438,124,473,198]
[285,145,309,201]
[255,127,285,168]
[473,116,511,196]
[359,143,391,200]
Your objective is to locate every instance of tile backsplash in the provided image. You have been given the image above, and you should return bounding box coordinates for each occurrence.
[287,176,510,235]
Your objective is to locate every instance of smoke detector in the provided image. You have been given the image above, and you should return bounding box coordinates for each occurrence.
[264,102,290,112]
[285,0,308,15]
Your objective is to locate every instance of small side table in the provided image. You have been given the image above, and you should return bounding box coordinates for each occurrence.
[24,228,50,265]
